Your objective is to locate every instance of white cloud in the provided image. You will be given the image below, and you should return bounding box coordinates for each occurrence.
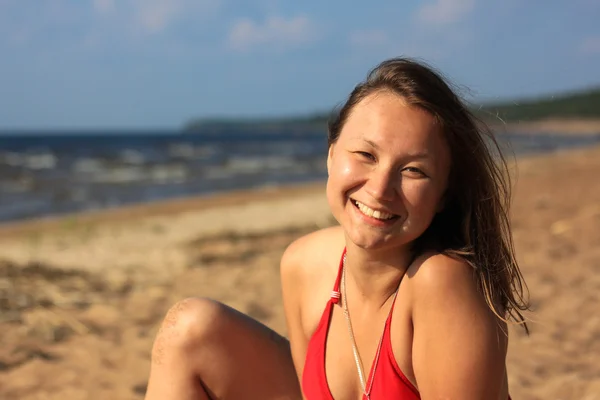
[228,15,316,52]
[579,36,600,55]
[133,0,183,33]
[90,0,220,34]
[416,0,475,25]
[349,30,388,47]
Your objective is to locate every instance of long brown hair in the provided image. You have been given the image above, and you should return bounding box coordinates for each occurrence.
[328,57,530,331]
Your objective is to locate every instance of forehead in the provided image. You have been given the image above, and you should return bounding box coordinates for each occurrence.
[340,91,446,154]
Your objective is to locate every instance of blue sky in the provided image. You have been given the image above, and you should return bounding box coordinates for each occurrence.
[1,0,599,129]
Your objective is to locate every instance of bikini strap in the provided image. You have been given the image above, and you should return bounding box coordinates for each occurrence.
[329,247,346,304]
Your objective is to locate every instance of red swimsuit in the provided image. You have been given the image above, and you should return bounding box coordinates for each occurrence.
[301,249,420,399]
[301,249,512,399]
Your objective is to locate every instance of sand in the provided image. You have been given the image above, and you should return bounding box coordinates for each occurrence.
[1,146,599,399]
[498,118,600,135]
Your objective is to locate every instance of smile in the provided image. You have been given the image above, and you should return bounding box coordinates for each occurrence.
[352,200,397,221]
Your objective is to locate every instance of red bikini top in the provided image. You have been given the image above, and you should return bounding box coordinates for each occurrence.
[300,248,512,399]
[301,248,420,399]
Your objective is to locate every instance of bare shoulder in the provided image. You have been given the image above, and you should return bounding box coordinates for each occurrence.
[406,251,508,345]
[405,251,504,329]
[407,252,481,296]
[280,224,345,284]
[408,253,509,398]
[280,225,344,338]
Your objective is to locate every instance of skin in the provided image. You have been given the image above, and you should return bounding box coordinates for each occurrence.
[144,297,302,400]
[283,91,509,399]
[144,91,510,400]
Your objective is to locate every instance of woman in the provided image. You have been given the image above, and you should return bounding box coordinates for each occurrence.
[144,58,529,399]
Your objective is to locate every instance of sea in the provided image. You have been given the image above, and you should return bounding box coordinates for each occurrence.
[1,129,599,223]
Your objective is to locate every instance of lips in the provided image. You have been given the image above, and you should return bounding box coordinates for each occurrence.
[351,199,398,221]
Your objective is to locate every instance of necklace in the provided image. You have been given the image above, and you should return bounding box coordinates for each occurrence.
[341,254,399,400]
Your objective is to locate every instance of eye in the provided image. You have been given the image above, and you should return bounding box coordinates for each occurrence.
[355,151,375,161]
[402,166,426,177]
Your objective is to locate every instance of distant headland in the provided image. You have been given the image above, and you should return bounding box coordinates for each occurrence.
[184,87,600,135]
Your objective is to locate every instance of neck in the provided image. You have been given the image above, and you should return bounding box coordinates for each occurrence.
[343,240,414,308]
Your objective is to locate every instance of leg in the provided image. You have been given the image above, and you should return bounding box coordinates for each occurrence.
[144,297,302,400]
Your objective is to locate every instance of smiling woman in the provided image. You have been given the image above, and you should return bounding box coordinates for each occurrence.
[325,92,451,254]
[143,58,529,400]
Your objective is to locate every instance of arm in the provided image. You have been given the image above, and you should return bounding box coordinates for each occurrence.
[280,238,309,386]
[411,254,509,399]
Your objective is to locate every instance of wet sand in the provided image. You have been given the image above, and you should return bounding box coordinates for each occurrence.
[1,146,599,399]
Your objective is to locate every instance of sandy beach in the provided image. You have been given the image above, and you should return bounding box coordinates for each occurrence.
[498,118,600,135]
[1,145,599,399]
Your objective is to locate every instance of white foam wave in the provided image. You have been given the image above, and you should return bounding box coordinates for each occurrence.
[0,151,57,169]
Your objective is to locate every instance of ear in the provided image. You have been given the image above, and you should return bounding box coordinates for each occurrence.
[326,144,335,175]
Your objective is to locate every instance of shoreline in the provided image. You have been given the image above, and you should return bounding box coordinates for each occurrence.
[492,118,600,135]
[0,181,326,239]
[1,143,596,238]
[1,120,599,230]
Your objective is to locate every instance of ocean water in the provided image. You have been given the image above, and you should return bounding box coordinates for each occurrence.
[0,129,599,223]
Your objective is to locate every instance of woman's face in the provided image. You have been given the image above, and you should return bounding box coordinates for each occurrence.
[326,91,451,252]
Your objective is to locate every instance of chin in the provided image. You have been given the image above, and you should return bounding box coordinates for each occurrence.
[344,218,427,252]
[345,229,397,251]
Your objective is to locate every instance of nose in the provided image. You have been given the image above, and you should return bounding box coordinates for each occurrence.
[364,167,397,202]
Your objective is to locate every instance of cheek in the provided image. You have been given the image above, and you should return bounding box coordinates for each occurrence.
[401,181,443,216]
[326,156,362,217]
[329,156,361,188]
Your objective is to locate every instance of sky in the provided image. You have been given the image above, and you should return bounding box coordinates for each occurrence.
[0,0,599,130]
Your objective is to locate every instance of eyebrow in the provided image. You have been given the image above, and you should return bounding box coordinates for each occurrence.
[363,138,430,159]
[364,139,381,150]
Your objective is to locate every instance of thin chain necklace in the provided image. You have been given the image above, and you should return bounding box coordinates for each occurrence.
[341,254,399,400]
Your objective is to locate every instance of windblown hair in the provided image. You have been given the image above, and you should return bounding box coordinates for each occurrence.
[328,58,530,331]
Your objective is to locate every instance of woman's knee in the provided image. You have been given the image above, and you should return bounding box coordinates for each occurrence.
[148,298,301,399]
[153,297,226,356]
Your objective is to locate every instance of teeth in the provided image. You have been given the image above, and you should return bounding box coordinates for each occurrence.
[354,201,395,220]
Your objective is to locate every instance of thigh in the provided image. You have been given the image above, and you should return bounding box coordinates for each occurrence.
[196,300,301,400]
[147,298,302,400]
